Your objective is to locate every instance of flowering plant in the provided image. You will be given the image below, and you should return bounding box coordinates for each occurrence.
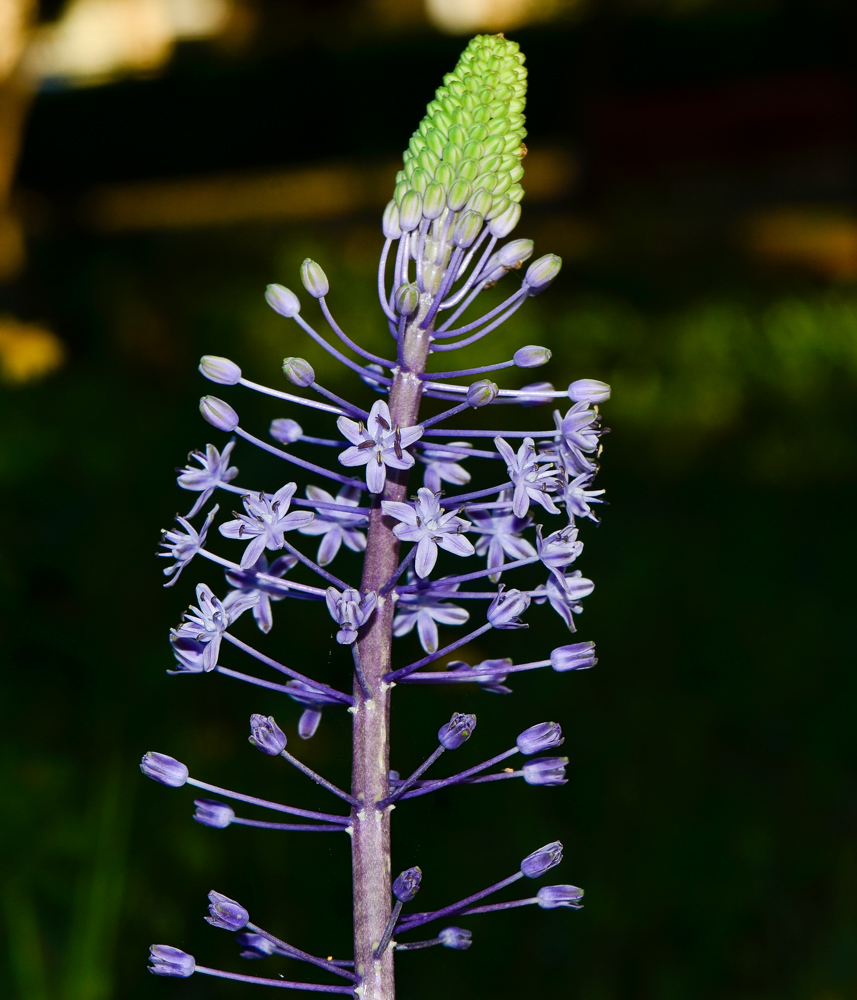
[143,33,608,1000]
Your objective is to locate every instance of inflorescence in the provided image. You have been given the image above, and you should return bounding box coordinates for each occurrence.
[146,33,607,998]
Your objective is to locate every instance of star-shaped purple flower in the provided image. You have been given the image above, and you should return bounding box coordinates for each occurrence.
[172,583,258,672]
[177,441,239,518]
[158,505,218,587]
[337,399,422,494]
[382,488,474,578]
[219,483,315,567]
[418,442,472,494]
[533,570,595,631]
[297,484,367,566]
[470,491,536,582]
[559,472,606,523]
[393,575,469,653]
[536,524,583,581]
[494,436,561,518]
[223,553,298,633]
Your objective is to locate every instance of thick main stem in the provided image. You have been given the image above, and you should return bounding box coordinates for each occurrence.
[351,313,431,1000]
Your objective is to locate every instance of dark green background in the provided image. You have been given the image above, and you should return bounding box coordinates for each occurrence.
[2,2,856,998]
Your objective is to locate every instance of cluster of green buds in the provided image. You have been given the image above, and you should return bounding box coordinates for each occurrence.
[385,34,528,299]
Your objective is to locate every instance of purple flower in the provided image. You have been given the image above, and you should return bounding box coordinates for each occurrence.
[298,707,322,739]
[393,576,469,653]
[471,493,536,582]
[200,395,239,432]
[269,417,303,444]
[550,642,597,672]
[148,944,195,977]
[199,355,241,385]
[534,571,595,631]
[520,841,563,878]
[168,634,207,674]
[172,583,258,672]
[326,587,378,645]
[223,554,297,634]
[283,679,342,739]
[140,752,188,787]
[298,485,367,566]
[568,379,610,404]
[439,927,472,950]
[487,586,530,629]
[337,399,422,494]
[522,757,568,786]
[382,489,474,578]
[219,484,315,568]
[248,714,287,755]
[516,721,564,754]
[236,932,277,959]
[536,885,584,909]
[447,658,513,695]
[418,442,472,494]
[206,890,249,931]
[177,441,238,517]
[544,406,599,477]
[193,799,235,829]
[494,436,560,518]
[158,506,218,586]
[536,524,583,579]
[438,712,477,749]
[393,866,423,902]
[559,472,606,523]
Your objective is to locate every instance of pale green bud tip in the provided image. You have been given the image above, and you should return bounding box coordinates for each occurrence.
[199,355,241,385]
[525,254,562,293]
[382,200,402,239]
[282,357,315,387]
[394,283,421,317]
[568,379,611,404]
[514,345,551,369]
[300,259,329,299]
[265,283,301,318]
[466,379,499,407]
[200,396,239,432]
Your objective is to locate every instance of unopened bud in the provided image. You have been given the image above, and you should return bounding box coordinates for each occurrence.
[525,254,562,294]
[536,884,584,909]
[265,283,301,318]
[200,395,239,432]
[298,707,322,739]
[487,200,521,238]
[269,417,303,444]
[206,890,249,932]
[199,355,241,385]
[522,756,569,786]
[466,379,499,407]
[513,345,551,369]
[140,751,188,788]
[282,357,315,387]
[447,178,471,211]
[487,587,530,629]
[382,200,402,239]
[568,378,611,404]
[236,933,277,959]
[423,183,446,220]
[394,283,420,317]
[393,866,422,902]
[399,191,423,232]
[193,799,234,829]
[550,642,597,672]
[248,714,287,755]
[452,210,483,248]
[148,945,195,978]
[520,840,563,878]
[300,259,329,299]
[516,721,564,755]
[438,711,477,749]
[518,381,555,407]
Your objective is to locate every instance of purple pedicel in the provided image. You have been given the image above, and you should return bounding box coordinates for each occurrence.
[147,36,607,1000]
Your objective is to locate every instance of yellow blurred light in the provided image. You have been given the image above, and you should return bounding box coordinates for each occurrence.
[0,317,65,383]
[425,0,572,33]
[745,208,857,281]
[23,0,234,86]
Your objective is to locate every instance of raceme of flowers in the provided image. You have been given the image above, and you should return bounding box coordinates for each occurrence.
[145,32,608,1000]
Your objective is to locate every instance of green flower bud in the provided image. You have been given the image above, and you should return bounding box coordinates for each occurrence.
[300,259,329,299]
[399,191,423,232]
[423,183,446,220]
[447,178,471,212]
[382,200,402,240]
[282,357,315,387]
[394,283,421,317]
[452,210,483,249]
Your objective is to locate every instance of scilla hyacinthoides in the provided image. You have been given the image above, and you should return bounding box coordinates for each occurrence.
[144,34,608,1000]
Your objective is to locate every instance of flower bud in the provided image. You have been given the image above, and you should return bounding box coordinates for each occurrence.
[520,840,563,878]
[300,259,329,298]
[248,714,287,755]
[466,379,499,407]
[269,417,303,444]
[199,355,241,385]
[513,345,551,369]
[206,890,249,931]
[550,642,597,672]
[200,396,239,432]
[423,183,446,220]
[487,200,521,238]
[439,926,472,950]
[393,866,422,902]
[522,756,569,786]
[282,357,315,387]
[538,526,582,571]
[437,711,477,750]
[496,238,535,268]
[149,944,195,977]
[265,283,301,318]
[447,178,471,211]
[382,199,402,239]
[536,884,584,909]
[518,381,555,407]
[568,378,611,404]
[525,254,562,294]
[516,721,564,755]
[236,932,277,959]
[399,191,423,232]
[487,587,530,629]
[193,798,234,829]
[452,210,483,248]
[298,707,322,739]
[394,283,420,317]
[140,751,188,787]
[360,364,389,394]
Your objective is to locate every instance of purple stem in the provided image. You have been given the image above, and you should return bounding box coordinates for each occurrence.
[384,622,493,683]
[423,428,553,438]
[291,497,371,515]
[415,218,430,292]
[236,428,365,489]
[395,556,539,592]
[232,817,345,832]
[431,296,528,352]
[373,899,403,959]
[440,234,497,310]
[419,248,463,329]
[280,538,352,591]
[351,644,372,700]
[418,400,472,430]
[395,871,524,933]
[393,938,442,951]
[223,633,353,705]
[199,549,326,598]
[186,777,350,824]
[238,378,344,416]
[458,897,537,915]
[378,744,445,808]
[280,749,357,806]
[194,967,353,993]
[397,661,549,685]
[310,381,370,419]
[379,547,416,597]
[434,285,527,338]
[214,665,305,696]
[295,435,343,447]
[293,314,394,384]
[319,298,395,367]
[437,482,512,506]
[420,359,515,381]
[247,922,357,982]
[377,237,398,322]
[415,441,498,458]
[395,747,520,802]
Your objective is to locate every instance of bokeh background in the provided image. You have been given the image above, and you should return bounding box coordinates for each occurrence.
[1,1,856,998]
